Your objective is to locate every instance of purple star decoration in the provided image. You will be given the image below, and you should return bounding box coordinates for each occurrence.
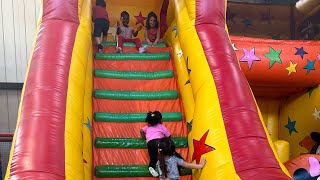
[240,48,261,70]
[317,53,320,62]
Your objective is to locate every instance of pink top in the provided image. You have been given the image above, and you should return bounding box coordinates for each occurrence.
[119,26,134,39]
[142,124,171,143]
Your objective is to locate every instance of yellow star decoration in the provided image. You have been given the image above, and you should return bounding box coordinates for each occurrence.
[286,60,298,76]
[108,23,118,40]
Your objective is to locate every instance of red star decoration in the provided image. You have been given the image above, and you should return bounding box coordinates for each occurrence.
[192,130,215,163]
[134,12,147,26]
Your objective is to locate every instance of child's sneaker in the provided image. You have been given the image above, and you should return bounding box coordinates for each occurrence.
[98,44,103,53]
[116,47,122,53]
[139,45,148,53]
[148,167,159,177]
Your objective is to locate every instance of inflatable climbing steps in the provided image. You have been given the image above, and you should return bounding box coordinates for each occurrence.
[92,43,192,179]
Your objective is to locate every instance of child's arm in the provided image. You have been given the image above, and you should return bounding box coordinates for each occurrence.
[152,30,160,46]
[140,129,146,139]
[144,29,153,46]
[181,158,206,169]
[132,26,142,37]
[116,21,121,35]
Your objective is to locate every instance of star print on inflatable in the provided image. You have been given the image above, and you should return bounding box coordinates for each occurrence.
[232,43,238,51]
[185,57,191,85]
[192,130,215,163]
[303,59,315,75]
[84,118,92,136]
[173,25,178,37]
[286,60,298,76]
[284,117,298,135]
[240,48,260,70]
[264,47,282,68]
[134,12,147,26]
[312,107,320,120]
[295,47,308,59]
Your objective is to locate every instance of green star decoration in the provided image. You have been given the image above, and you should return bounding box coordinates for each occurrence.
[264,47,282,69]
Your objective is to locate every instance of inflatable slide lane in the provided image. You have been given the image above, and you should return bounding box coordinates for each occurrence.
[5,0,291,179]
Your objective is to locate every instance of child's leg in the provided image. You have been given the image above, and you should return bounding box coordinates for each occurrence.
[147,139,159,177]
[147,139,158,168]
[94,19,104,52]
[133,38,142,49]
[102,20,110,42]
[117,36,124,50]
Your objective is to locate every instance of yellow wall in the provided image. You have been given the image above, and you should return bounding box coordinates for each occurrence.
[256,97,281,141]
[279,88,320,158]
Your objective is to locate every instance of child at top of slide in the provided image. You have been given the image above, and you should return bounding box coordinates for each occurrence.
[144,12,163,46]
[116,11,148,53]
[92,0,109,52]
[140,111,171,177]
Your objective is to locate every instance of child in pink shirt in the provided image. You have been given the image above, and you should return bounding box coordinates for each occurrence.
[140,111,171,177]
[116,11,148,53]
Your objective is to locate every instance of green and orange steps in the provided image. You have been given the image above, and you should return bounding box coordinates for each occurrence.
[93,42,191,179]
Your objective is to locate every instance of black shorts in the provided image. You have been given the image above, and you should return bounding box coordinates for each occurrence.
[94,18,110,37]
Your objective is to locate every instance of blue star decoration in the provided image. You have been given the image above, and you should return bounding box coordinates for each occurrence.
[242,18,252,27]
[307,85,319,97]
[173,25,178,37]
[84,117,92,137]
[185,57,191,85]
[303,59,315,75]
[295,47,308,59]
[284,117,298,135]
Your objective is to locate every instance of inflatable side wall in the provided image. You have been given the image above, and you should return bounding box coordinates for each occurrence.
[165,0,290,179]
[5,0,93,179]
[5,0,300,179]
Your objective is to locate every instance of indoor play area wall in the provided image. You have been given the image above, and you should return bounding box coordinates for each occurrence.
[3,0,320,179]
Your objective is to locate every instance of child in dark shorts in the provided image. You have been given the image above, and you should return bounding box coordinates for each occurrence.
[92,0,109,52]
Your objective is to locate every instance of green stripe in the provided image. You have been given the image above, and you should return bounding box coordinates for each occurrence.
[95,52,170,60]
[96,165,192,178]
[101,42,166,47]
[95,137,188,148]
[94,69,173,79]
[94,90,178,100]
[94,112,182,122]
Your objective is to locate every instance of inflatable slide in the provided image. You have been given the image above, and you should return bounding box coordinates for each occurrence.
[5,0,320,179]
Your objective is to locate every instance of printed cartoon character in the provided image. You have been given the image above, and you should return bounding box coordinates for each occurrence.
[293,157,320,180]
[299,132,320,155]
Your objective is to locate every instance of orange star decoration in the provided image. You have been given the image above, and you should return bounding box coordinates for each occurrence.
[192,130,215,163]
[286,60,298,76]
[134,12,147,26]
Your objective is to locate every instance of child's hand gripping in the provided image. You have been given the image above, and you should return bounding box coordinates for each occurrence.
[199,158,207,168]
